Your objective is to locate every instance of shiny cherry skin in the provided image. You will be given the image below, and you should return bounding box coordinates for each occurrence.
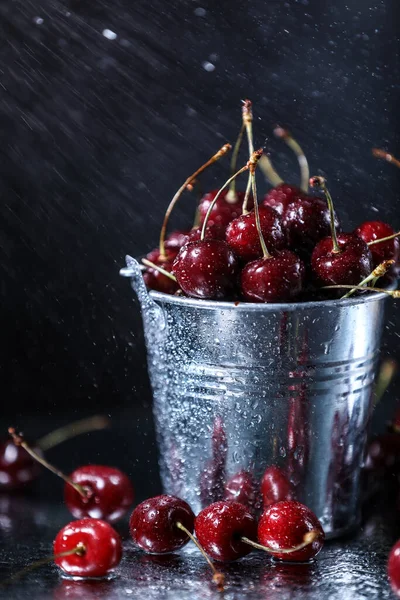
[311,233,372,287]
[355,220,400,269]
[143,248,179,294]
[54,518,122,578]
[64,465,134,522]
[198,190,247,229]
[258,500,325,562]
[388,539,400,596]
[224,470,259,512]
[195,501,257,562]
[173,240,239,299]
[130,494,195,554]
[241,250,304,303]
[226,206,286,262]
[164,230,191,253]
[0,439,41,490]
[284,196,338,253]
[262,184,304,215]
[261,466,292,508]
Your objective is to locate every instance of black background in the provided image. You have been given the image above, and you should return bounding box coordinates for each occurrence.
[0,0,399,451]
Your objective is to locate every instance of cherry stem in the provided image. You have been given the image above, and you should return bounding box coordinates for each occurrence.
[310,176,340,254]
[159,143,231,259]
[374,358,397,407]
[243,99,254,156]
[368,231,400,246]
[251,168,271,259]
[321,285,400,297]
[274,127,309,193]
[341,259,395,299]
[372,148,400,169]
[141,258,177,281]
[37,415,110,452]
[242,174,252,215]
[241,530,320,555]
[8,428,88,498]
[1,544,86,588]
[175,522,225,592]
[226,123,245,203]
[258,154,284,188]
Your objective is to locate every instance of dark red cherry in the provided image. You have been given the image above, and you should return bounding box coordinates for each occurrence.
[311,233,372,287]
[0,439,41,490]
[188,223,227,242]
[284,196,339,253]
[130,494,195,554]
[143,248,179,294]
[164,230,191,253]
[195,501,257,562]
[172,240,239,299]
[261,466,292,508]
[258,500,324,562]
[226,206,286,262]
[241,250,304,303]
[262,184,304,215]
[54,518,122,578]
[64,465,134,522]
[388,539,400,595]
[198,190,248,229]
[355,221,400,268]
[364,433,400,473]
[224,470,259,511]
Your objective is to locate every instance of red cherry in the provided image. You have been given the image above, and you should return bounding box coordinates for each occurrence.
[262,184,304,215]
[172,240,239,299]
[198,190,248,229]
[241,250,304,303]
[226,206,286,262]
[355,220,400,268]
[195,501,257,562]
[130,494,195,554]
[311,233,372,287]
[143,248,179,295]
[284,196,339,253]
[0,439,41,490]
[224,470,259,511]
[261,466,292,508]
[54,518,122,578]
[164,230,191,253]
[188,222,227,242]
[64,465,134,522]
[388,539,400,595]
[258,501,324,562]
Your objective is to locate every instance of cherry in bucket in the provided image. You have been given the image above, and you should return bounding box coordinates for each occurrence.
[8,428,134,522]
[310,176,372,287]
[130,494,225,590]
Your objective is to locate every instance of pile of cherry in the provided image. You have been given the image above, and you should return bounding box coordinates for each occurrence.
[142,102,400,303]
[4,410,400,596]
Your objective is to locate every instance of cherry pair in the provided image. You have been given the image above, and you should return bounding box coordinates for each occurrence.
[8,428,134,522]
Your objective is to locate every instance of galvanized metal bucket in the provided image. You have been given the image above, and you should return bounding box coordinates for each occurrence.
[121,255,389,538]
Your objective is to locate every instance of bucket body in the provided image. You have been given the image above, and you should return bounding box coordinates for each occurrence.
[121,257,388,538]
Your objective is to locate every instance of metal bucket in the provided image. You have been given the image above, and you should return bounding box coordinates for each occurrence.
[121,255,389,538]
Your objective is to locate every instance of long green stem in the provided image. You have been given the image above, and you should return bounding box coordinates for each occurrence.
[258,155,284,187]
[242,99,254,156]
[159,144,231,259]
[368,231,400,246]
[8,428,87,498]
[274,127,309,193]
[251,172,270,259]
[310,176,340,253]
[241,530,319,555]
[37,415,110,452]
[226,123,245,203]
[242,173,252,215]
[341,260,394,299]
[321,285,400,297]
[142,258,177,281]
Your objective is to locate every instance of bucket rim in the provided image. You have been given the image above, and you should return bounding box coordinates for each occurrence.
[148,286,395,311]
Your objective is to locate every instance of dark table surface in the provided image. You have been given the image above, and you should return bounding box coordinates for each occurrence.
[0,412,399,600]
